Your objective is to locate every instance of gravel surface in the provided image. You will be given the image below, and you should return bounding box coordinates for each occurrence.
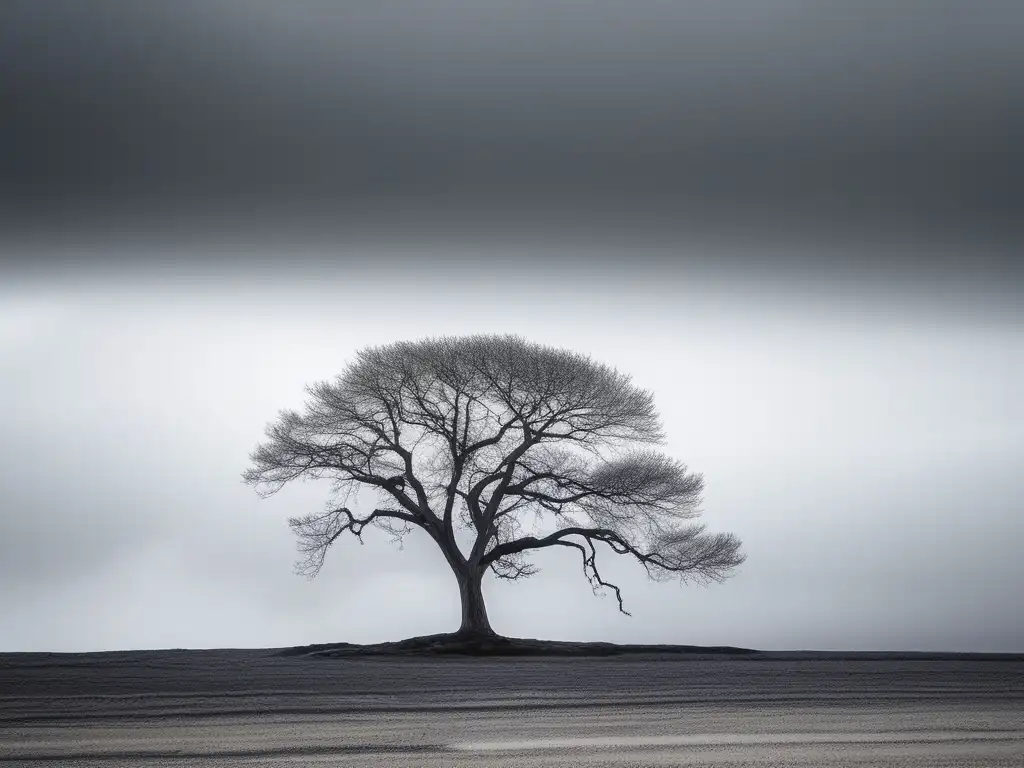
[2,649,1021,766]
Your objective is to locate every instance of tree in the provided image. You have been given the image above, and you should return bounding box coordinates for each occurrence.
[244,335,744,637]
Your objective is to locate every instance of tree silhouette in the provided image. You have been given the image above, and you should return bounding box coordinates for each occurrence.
[244,335,744,637]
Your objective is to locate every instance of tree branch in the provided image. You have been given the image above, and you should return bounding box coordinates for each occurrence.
[483,523,745,591]
[551,538,630,615]
[288,506,422,578]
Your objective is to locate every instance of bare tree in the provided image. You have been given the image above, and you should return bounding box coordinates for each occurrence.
[244,335,744,637]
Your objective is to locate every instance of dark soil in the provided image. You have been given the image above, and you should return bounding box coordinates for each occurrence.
[277,631,757,658]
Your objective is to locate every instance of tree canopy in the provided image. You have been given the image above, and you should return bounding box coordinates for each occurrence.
[244,334,744,634]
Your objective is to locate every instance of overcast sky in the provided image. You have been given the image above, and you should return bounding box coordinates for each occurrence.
[1,2,1022,653]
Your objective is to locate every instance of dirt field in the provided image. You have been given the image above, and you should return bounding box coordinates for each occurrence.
[2,649,1022,765]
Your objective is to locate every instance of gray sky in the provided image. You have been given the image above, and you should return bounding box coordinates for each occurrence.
[1,2,1022,652]
[2,246,1021,653]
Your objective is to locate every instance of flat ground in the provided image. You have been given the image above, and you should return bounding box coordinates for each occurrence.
[2,648,1022,766]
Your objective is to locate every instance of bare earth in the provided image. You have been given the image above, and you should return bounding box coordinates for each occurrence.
[2,648,1022,766]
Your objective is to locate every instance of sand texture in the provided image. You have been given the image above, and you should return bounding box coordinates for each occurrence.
[2,648,1022,765]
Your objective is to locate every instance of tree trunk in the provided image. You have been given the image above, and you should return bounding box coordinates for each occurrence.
[457,568,495,636]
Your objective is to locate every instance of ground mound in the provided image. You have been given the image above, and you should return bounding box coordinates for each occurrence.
[277,632,757,658]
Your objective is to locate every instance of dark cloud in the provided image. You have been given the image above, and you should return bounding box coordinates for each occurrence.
[3,1,1022,244]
